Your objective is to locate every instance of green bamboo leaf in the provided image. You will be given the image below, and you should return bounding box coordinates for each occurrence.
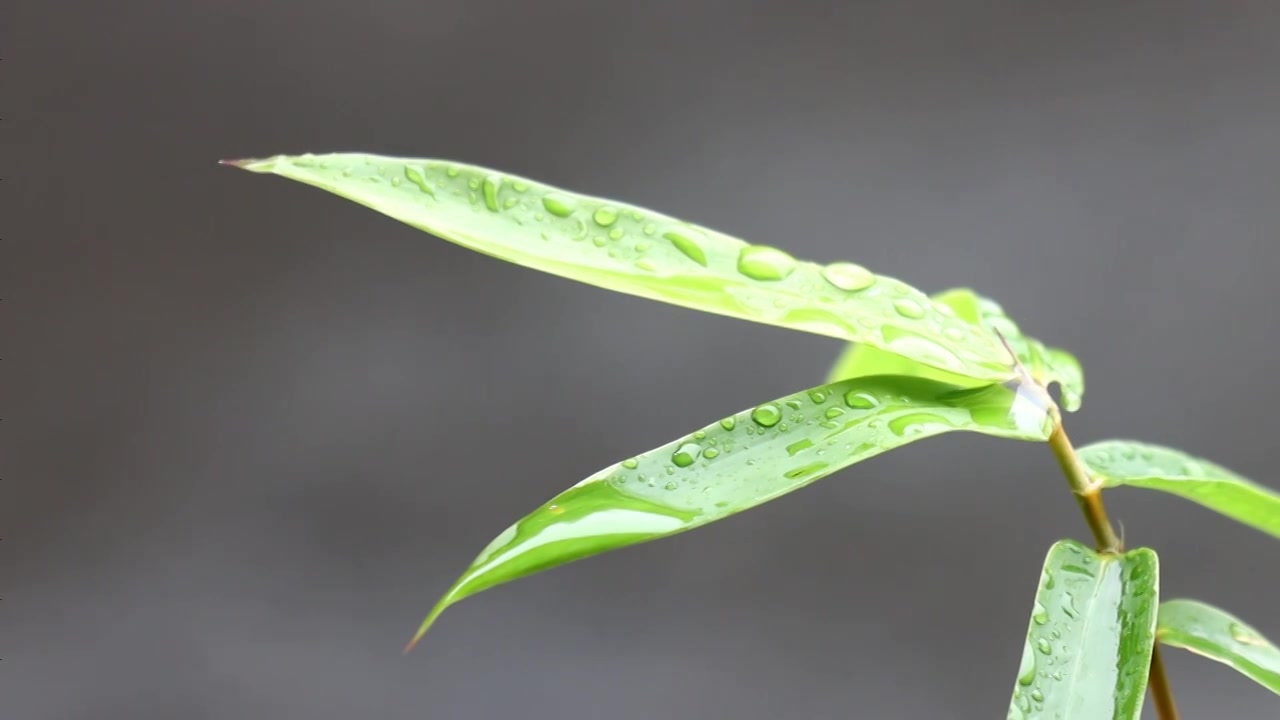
[1006,540,1159,720]
[227,153,1014,381]
[1157,599,1280,695]
[828,288,1085,411]
[407,374,1053,649]
[1079,441,1280,540]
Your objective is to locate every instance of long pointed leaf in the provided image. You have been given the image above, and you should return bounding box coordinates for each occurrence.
[828,288,1084,410]
[1006,540,1159,720]
[409,375,1053,648]
[1079,441,1280,540]
[228,153,1013,381]
[1157,599,1280,695]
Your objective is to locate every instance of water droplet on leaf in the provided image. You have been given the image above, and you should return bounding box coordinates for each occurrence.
[737,245,797,281]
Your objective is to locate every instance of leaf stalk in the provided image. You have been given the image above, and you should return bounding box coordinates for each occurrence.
[1047,418,1180,719]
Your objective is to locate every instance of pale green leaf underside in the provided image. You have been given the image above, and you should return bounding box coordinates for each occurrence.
[828,288,1084,411]
[1157,599,1280,695]
[1080,441,1280,540]
[409,374,1053,648]
[1007,540,1159,720]
[231,153,1013,381]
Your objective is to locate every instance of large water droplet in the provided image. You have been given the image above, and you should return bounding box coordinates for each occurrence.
[542,194,575,217]
[1017,640,1037,686]
[892,298,926,320]
[1229,622,1268,647]
[1032,602,1048,625]
[672,443,701,468]
[751,404,782,427]
[403,166,436,195]
[482,174,501,211]
[786,438,815,456]
[703,447,720,459]
[821,262,876,291]
[737,245,797,281]
[593,206,619,226]
[663,230,708,267]
[720,417,736,431]
[843,391,878,410]
[889,412,949,437]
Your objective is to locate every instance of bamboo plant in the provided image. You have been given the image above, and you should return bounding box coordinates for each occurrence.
[226,153,1280,718]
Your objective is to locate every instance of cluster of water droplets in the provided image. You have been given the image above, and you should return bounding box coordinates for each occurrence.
[297,155,1011,377]
[1008,543,1157,720]
[576,379,1029,519]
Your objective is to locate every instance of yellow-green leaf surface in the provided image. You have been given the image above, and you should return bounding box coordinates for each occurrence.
[1157,599,1280,695]
[1079,441,1280,540]
[827,289,1084,411]
[1007,540,1159,720]
[228,153,1014,381]
[408,374,1053,649]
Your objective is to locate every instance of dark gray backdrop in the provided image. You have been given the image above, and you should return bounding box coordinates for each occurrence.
[6,1,1280,718]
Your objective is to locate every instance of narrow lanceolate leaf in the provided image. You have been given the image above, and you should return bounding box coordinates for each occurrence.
[227,153,1014,381]
[1079,441,1280,541]
[407,375,1053,649]
[1006,540,1159,720]
[1157,599,1280,695]
[828,288,1085,411]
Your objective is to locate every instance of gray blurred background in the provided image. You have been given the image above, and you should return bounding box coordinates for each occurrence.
[6,1,1280,718]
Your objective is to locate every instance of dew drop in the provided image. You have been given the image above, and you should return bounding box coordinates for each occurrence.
[1032,602,1048,625]
[720,417,737,431]
[542,194,575,217]
[1229,623,1268,646]
[672,443,701,468]
[807,391,827,404]
[893,298,926,319]
[737,245,797,281]
[1036,638,1052,655]
[482,174,501,211]
[703,448,720,459]
[621,458,639,470]
[1017,641,1037,686]
[785,438,815,456]
[403,166,436,196]
[821,262,876,291]
[751,404,782,427]
[663,481,679,491]
[843,391,878,410]
[664,230,708,266]
[593,206,619,226]
[824,407,846,420]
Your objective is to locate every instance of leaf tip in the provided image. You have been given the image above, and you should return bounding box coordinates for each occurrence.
[218,156,279,173]
[402,601,451,655]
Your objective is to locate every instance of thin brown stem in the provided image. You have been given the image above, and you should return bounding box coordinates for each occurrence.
[1046,422,1179,719]
[1047,425,1122,552]
[1147,645,1180,720]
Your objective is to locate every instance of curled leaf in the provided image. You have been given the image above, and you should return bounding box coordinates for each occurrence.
[1080,441,1280,541]
[408,374,1053,649]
